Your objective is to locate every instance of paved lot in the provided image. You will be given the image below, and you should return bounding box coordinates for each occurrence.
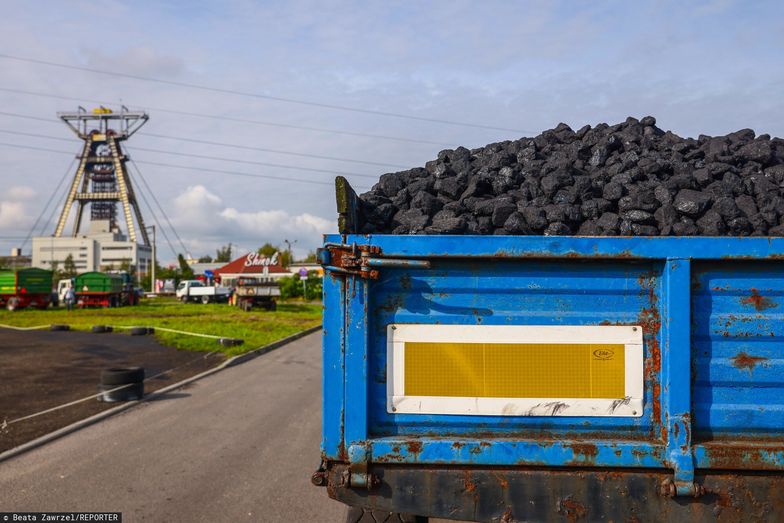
[0,332,346,522]
[0,327,223,452]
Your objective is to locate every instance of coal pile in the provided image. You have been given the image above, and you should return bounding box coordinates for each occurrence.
[355,117,784,236]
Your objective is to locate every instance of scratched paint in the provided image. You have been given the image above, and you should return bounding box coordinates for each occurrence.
[321,235,784,484]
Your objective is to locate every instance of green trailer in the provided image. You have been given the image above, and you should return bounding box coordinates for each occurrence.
[0,268,53,310]
[75,272,124,308]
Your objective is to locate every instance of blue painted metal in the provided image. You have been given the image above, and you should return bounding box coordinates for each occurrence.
[321,235,784,487]
[321,267,345,461]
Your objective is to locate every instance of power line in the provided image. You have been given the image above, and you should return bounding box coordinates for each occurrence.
[133,181,179,261]
[132,145,375,178]
[20,157,76,251]
[0,53,526,133]
[141,133,409,169]
[0,128,377,178]
[0,141,369,188]
[126,156,190,256]
[0,110,411,168]
[0,86,457,146]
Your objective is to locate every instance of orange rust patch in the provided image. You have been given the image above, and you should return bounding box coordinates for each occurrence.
[463,470,476,493]
[569,443,599,461]
[732,352,768,371]
[405,441,423,455]
[557,497,588,522]
[740,288,776,311]
[492,472,509,489]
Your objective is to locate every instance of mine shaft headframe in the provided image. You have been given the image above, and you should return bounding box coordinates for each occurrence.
[58,105,149,140]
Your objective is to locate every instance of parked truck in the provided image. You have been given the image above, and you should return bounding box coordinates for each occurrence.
[176,280,231,304]
[107,270,139,306]
[75,271,124,308]
[316,233,784,519]
[0,268,53,311]
[232,276,280,311]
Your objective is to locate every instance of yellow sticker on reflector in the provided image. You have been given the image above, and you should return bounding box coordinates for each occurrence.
[404,342,625,399]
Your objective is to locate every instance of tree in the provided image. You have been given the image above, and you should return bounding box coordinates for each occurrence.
[215,243,233,263]
[198,255,213,263]
[279,271,322,301]
[303,251,318,263]
[178,254,194,280]
[258,242,290,267]
[63,254,77,278]
[118,258,136,277]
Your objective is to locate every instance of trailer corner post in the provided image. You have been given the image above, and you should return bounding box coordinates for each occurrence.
[344,273,373,486]
[663,258,697,496]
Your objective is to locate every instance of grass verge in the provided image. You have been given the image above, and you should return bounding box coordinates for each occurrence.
[0,297,321,355]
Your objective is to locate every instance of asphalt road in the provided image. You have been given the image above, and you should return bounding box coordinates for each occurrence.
[0,332,346,522]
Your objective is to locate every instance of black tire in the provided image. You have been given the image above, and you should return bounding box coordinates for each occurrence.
[98,382,144,402]
[92,325,113,333]
[50,324,70,331]
[179,295,188,303]
[201,295,211,305]
[129,327,150,336]
[218,337,244,347]
[346,507,428,523]
[101,367,145,385]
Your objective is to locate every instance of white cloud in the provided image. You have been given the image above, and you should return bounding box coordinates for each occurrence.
[7,186,36,200]
[170,185,335,258]
[0,186,36,229]
[0,201,29,229]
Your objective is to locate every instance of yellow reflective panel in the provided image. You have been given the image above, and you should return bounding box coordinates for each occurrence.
[404,342,625,399]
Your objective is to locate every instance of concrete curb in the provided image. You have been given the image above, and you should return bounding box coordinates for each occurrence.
[0,324,322,464]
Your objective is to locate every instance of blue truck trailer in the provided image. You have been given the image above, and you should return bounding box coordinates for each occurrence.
[315,232,784,522]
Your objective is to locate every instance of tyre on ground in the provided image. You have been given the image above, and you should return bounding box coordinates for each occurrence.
[201,295,211,304]
[99,367,145,402]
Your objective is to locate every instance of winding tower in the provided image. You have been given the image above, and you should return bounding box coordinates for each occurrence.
[54,106,150,246]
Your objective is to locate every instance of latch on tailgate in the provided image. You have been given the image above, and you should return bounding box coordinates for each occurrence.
[319,242,430,279]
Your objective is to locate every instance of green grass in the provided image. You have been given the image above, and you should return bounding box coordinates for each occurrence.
[0,297,322,356]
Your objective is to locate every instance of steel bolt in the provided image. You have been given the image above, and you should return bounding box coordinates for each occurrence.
[658,479,676,497]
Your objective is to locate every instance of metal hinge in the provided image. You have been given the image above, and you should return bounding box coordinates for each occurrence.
[318,242,430,279]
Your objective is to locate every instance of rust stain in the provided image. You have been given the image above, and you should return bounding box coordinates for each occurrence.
[463,470,476,493]
[557,496,588,522]
[731,352,768,372]
[405,441,423,455]
[741,288,776,311]
[569,443,599,463]
[492,471,509,489]
[452,441,464,450]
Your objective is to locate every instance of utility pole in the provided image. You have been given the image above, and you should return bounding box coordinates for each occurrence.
[284,238,297,267]
[147,225,156,293]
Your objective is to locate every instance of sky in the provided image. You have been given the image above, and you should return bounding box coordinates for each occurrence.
[0,0,782,261]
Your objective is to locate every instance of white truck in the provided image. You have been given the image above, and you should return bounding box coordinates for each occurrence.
[175,280,231,304]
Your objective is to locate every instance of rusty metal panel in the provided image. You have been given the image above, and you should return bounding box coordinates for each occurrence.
[327,464,784,523]
[692,261,784,440]
[368,258,662,442]
[320,234,784,497]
